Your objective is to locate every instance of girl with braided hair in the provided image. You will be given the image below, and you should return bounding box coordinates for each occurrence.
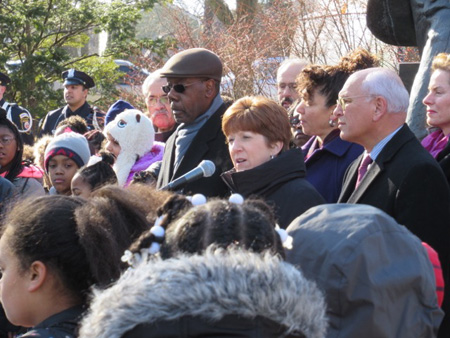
[79,195,327,338]
[71,152,118,198]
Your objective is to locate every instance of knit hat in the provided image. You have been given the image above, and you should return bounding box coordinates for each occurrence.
[44,132,91,172]
[104,109,155,186]
[105,100,135,126]
[160,48,223,81]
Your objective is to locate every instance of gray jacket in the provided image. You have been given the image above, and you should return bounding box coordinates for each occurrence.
[286,204,444,338]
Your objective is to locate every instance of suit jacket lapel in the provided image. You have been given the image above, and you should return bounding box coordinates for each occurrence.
[347,160,382,203]
[343,124,413,203]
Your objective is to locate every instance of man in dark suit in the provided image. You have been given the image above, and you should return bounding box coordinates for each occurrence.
[334,67,450,335]
[155,48,233,197]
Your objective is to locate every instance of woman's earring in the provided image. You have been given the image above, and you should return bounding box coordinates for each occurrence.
[328,118,336,128]
[270,154,276,160]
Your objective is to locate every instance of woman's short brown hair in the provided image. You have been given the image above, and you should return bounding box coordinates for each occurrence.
[432,53,450,73]
[222,96,292,152]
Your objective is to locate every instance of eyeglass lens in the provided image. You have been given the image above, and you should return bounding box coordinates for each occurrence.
[0,137,14,145]
[148,96,169,106]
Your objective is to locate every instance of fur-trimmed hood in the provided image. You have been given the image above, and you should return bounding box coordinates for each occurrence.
[79,249,327,338]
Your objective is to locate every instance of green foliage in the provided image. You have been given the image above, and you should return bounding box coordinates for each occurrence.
[0,0,163,120]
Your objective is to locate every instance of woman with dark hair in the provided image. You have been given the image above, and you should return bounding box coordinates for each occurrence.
[295,49,378,202]
[221,96,324,228]
[0,108,45,197]
[79,195,327,338]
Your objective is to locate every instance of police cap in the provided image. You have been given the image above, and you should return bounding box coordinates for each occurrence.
[62,69,95,89]
[0,72,11,86]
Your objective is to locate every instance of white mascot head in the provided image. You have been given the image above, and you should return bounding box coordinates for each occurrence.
[104,109,155,186]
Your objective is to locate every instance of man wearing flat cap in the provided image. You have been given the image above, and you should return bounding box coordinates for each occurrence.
[0,71,34,145]
[39,69,103,136]
[155,48,233,197]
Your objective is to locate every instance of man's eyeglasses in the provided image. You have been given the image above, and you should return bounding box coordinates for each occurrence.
[162,81,203,94]
[336,95,373,111]
[0,136,15,146]
[147,95,169,106]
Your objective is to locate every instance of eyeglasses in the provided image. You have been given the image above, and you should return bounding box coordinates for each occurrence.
[147,95,169,106]
[0,136,15,146]
[162,81,204,94]
[278,83,297,90]
[336,95,373,110]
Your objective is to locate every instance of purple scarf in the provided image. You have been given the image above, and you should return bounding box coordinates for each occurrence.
[421,130,449,159]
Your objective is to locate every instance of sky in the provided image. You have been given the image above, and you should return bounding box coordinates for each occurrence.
[174,0,236,15]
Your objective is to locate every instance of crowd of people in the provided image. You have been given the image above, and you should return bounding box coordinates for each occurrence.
[0,47,449,337]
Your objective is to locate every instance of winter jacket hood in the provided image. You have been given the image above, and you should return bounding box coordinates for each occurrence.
[79,248,327,338]
[286,203,444,338]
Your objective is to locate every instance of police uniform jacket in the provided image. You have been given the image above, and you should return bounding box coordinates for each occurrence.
[0,98,34,145]
[39,101,95,136]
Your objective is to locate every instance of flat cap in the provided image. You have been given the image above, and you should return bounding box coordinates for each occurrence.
[0,72,11,86]
[160,48,222,81]
[62,69,95,89]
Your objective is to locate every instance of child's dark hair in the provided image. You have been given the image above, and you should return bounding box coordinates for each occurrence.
[76,152,117,192]
[84,129,105,155]
[80,185,156,281]
[129,195,285,260]
[1,196,94,302]
[2,191,151,300]
[56,115,88,135]
[0,109,24,181]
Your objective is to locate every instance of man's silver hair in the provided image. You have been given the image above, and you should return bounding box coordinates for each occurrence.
[360,67,409,114]
[142,69,166,97]
[276,58,309,80]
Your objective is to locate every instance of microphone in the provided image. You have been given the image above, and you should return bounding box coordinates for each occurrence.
[160,160,216,191]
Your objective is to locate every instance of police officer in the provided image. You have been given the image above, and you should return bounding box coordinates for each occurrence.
[0,71,34,145]
[39,69,103,136]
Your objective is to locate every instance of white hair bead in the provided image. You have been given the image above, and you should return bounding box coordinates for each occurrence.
[229,193,244,205]
[148,242,161,255]
[150,225,165,238]
[191,194,207,206]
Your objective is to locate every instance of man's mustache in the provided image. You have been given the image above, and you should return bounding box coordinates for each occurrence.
[281,97,294,105]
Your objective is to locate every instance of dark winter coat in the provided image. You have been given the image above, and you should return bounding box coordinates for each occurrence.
[221,148,325,228]
[302,133,363,203]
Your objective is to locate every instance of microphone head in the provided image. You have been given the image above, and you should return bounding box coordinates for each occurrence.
[199,160,216,177]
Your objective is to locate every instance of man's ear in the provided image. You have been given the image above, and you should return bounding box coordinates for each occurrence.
[204,79,217,98]
[372,96,387,122]
[28,261,47,292]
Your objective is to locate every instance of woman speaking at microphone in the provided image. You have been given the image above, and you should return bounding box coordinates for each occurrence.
[221,96,324,228]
